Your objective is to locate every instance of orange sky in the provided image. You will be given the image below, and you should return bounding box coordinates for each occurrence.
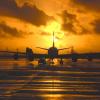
[0,0,100,53]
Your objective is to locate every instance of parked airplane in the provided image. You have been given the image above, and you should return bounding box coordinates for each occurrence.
[0,32,100,62]
[36,32,71,59]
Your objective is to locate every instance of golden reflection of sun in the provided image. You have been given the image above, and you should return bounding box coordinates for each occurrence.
[43,94,63,100]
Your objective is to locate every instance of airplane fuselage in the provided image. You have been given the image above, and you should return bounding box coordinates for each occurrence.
[48,47,58,58]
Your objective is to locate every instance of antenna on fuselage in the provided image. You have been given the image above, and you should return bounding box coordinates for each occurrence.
[53,32,55,47]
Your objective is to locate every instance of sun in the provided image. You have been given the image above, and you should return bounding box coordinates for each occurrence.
[44,21,65,39]
[42,21,62,33]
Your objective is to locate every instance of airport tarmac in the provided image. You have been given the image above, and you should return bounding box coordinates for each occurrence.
[0,59,100,100]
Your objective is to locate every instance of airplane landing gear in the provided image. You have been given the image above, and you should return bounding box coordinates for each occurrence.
[88,58,93,62]
[72,58,77,62]
[60,59,64,65]
[13,53,19,60]
[38,58,46,65]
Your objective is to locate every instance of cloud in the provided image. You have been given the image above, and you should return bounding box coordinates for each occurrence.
[72,0,100,12]
[60,11,76,33]
[60,10,91,35]
[92,19,100,34]
[0,0,53,26]
[0,22,30,38]
[62,23,75,33]
[40,32,50,36]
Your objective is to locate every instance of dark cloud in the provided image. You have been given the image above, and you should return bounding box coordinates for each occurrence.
[61,11,76,33]
[92,19,100,34]
[73,0,100,12]
[0,22,29,38]
[60,10,90,35]
[62,23,75,33]
[0,0,53,26]
[61,10,76,22]
[80,26,89,35]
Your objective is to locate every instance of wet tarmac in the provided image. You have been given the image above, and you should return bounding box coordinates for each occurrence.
[0,59,100,100]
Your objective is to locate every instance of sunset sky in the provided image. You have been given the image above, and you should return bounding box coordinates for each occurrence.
[0,0,100,53]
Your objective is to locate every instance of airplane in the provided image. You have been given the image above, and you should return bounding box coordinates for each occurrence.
[36,32,72,59]
[0,32,100,63]
[26,32,100,62]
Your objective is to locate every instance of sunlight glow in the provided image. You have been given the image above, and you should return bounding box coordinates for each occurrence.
[41,21,66,48]
[43,21,61,33]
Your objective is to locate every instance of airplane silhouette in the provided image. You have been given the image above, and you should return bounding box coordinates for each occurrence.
[0,32,100,62]
[36,32,71,59]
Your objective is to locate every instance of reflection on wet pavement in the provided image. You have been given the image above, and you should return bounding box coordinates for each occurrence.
[0,60,100,100]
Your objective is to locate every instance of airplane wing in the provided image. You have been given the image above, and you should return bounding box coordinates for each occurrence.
[1,47,100,61]
[0,51,25,54]
[0,50,26,59]
[58,53,100,59]
[28,52,100,59]
[33,53,48,58]
[0,48,48,60]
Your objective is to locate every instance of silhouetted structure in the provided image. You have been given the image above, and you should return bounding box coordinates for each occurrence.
[0,32,100,62]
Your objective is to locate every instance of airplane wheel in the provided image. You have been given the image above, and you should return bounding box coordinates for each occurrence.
[88,58,93,62]
[72,58,77,62]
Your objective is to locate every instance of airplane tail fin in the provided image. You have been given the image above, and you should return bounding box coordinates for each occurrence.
[53,32,55,47]
[26,47,34,61]
[70,46,75,54]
